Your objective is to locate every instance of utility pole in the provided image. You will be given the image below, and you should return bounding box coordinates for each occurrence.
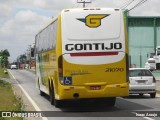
[77,0,91,8]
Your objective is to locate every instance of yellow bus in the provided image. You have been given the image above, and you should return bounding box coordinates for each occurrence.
[35,8,129,107]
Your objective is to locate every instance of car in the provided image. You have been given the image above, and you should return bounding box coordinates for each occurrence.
[11,65,17,70]
[129,68,156,98]
[145,58,156,71]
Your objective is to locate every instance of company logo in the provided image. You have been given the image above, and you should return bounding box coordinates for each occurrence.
[77,14,110,28]
[65,42,122,51]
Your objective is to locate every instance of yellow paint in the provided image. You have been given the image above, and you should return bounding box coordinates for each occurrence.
[86,14,108,28]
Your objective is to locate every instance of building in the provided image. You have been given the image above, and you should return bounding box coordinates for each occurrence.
[127,17,160,67]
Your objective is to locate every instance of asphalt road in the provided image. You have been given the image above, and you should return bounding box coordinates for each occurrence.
[7,69,160,120]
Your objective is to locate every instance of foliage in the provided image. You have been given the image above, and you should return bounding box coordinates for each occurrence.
[0,49,10,68]
[0,81,23,120]
[0,67,9,78]
[19,54,27,64]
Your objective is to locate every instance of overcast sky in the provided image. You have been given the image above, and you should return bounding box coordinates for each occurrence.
[0,0,160,62]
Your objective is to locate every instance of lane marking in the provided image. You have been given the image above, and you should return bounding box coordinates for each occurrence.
[143,117,155,120]
[8,70,48,120]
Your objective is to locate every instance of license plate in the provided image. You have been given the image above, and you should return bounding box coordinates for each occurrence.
[90,86,101,90]
[138,80,146,83]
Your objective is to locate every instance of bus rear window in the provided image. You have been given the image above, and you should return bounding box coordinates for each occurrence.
[129,70,152,77]
[62,9,122,41]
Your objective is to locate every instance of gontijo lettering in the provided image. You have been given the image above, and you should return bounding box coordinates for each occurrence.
[77,14,110,28]
[65,42,122,51]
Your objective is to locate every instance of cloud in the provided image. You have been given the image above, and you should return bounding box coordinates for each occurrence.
[0,3,12,17]
[13,0,75,13]
[88,0,126,8]
[0,10,50,38]
[0,10,51,61]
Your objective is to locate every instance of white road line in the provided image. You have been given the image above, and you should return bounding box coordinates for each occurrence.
[8,70,48,120]
[143,117,155,120]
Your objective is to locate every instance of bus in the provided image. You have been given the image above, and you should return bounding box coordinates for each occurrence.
[35,8,129,107]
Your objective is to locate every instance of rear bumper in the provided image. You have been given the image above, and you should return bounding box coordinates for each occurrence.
[56,82,129,100]
[129,84,156,94]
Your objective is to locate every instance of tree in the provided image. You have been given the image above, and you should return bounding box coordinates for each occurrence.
[0,49,10,68]
[19,54,27,64]
[3,49,10,57]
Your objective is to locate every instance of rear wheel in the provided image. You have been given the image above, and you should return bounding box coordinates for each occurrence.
[49,87,62,107]
[139,94,143,97]
[54,99,62,108]
[107,97,116,107]
[50,87,55,105]
[150,92,156,98]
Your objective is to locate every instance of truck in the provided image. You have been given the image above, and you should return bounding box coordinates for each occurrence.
[153,46,160,70]
[146,46,160,70]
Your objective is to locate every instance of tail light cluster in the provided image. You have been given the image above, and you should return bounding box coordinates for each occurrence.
[58,55,63,84]
[126,53,129,82]
[153,76,156,83]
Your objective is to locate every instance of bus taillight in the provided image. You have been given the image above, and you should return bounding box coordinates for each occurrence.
[58,55,63,84]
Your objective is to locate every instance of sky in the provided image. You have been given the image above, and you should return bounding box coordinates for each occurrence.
[0,0,160,62]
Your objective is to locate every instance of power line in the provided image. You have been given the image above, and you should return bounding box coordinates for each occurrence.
[120,0,134,9]
[122,0,135,10]
[127,0,148,12]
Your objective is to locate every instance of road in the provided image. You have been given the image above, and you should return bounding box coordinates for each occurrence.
[7,69,160,120]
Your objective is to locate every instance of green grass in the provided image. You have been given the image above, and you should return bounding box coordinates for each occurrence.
[0,67,9,78]
[0,72,23,120]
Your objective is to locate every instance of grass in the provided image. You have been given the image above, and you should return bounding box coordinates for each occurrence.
[0,67,9,78]
[0,67,23,120]
[0,81,23,120]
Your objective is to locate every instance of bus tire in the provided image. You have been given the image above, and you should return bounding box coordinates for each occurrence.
[54,99,62,108]
[107,97,116,107]
[50,87,55,105]
[139,93,143,97]
[150,92,156,98]
[38,80,45,96]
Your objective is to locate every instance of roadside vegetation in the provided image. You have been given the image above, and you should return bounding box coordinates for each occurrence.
[0,67,23,120]
[0,67,9,78]
[0,49,10,68]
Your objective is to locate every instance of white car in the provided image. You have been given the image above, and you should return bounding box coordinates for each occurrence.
[129,68,156,98]
[11,65,17,70]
